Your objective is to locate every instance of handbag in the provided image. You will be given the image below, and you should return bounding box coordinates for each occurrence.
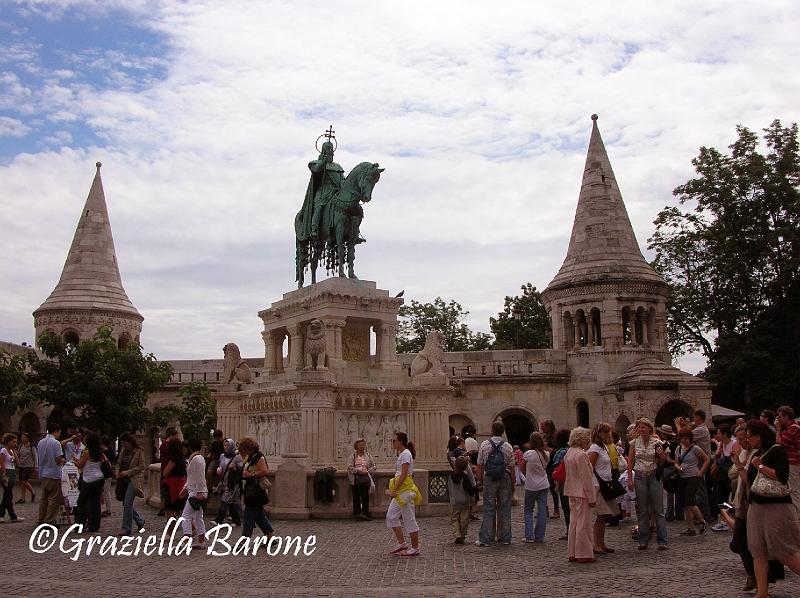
[552,461,566,485]
[662,467,682,494]
[594,470,626,500]
[750,447,791,498]
[100,456,114,479]
[115,478,128,501]
[368,473,376,495]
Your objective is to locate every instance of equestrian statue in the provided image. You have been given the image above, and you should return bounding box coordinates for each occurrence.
[294,126,384,288]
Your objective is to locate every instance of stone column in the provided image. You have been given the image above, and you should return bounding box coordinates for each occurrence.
[379,322,398,364]
[263,330,279,375]
[325,318,346,370]
[641,312,650,346]
[574,317,581,348]
[588,311,595,346]
[288,325,304,371]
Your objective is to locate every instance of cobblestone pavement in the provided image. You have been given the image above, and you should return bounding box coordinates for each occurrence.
[2,495,799,598]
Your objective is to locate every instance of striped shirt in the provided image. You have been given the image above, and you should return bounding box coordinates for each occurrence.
[780,422,800,466]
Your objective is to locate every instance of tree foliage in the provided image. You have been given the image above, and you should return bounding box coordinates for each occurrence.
[174,382,216,443]
[649,120,800,412]
[396,297,493,353]
[27,327,173,438]
[489,283,551,349]
[0,348,39,414]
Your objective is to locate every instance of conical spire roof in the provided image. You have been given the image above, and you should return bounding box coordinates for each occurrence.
[545,115,666,293]
[34,163,143,320]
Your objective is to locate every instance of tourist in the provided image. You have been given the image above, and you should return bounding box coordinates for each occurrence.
[239,436,274,541]
[723,423,784,592]
[448,455,476,544]
[73,432,106,532]
[513,444,526,486]
[464,431,479,455]
[206,428,225,489]
[0,433,23,522]
[627,417,668,549]
[711,423,735,531]
[116,432,145,535]
[775,405,800,516]
[15,432,37,503]
[551,428,571,539]
[347,438,376,520]
[36,422,65,525]
[540,419,560,519]
[446,435,464,469]
[158,427,180,516]
[99,435,115,516]
[673,428,709,536]
[387,432,422,556]
[760,409,777,434]
[476,420,514,546]
[162,437,187,517]
[659,425,680,522]
[563,427,595,563]
[522,431,551,543]
[587,423,619,553]
[180,437,208,548]
[214,438,242,526]
[62,431,84,462]
[745,419,800,598]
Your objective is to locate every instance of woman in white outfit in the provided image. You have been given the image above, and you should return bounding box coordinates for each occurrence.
[386,432,422,557]
[179,437,208,549]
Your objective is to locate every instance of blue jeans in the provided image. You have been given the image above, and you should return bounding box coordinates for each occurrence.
[634,474,668,546]
[242,504,274,538]
[524,488,549,541]
[121,480,144,534]
[479,477,513,544]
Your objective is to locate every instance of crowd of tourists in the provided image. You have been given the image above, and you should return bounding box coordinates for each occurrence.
[2,406,799,592]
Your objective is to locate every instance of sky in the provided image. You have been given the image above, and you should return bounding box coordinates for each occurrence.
[1,1,799,375]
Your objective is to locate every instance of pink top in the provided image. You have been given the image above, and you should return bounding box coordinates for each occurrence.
[355,454,367,470]
[563,447,596,500]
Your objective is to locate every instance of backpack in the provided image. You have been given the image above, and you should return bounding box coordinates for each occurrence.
[485,439,508,480]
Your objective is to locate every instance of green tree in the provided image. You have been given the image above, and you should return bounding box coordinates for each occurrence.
[0,348,38,414]
[396,297,493,353]
[29,327,173,438]
[649,120,800,412]
[175,382,216,443]
[489,283,551,349]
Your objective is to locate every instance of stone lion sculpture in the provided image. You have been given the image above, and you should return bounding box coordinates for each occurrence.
[223,342,253,384]
[410,330,446,379]
[304,319,327,371]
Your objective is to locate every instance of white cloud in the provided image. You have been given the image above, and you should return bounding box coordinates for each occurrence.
[2,1,800,375]
[0,116,31,137]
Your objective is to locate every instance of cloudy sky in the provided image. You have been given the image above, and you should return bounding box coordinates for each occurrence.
[2,1,798,374]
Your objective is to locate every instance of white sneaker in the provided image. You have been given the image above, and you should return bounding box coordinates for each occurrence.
[711,522,729,532]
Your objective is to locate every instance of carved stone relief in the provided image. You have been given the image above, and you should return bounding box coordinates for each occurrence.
[336,412,407,459]
[247,414,295,457]
[342,327,368,362]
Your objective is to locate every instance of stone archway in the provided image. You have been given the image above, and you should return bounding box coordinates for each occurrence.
[449,414,475,439]
[655,399,693,428]
[497,408,536,448]
[576,401,590,428]
[614,413,630,443]
[18,412,42,442]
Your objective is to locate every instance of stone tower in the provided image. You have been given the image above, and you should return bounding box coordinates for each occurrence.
[542,115,710,431]
[33,162,143,348]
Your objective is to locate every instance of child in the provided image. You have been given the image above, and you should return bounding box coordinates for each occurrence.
[448,456,477,544]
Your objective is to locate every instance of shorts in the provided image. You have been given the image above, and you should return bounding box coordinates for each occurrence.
[682,476,701,507]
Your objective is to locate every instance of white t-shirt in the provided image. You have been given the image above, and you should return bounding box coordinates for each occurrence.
[395,448,414,477]
[464,437,479,452]
[0,447,14,470]
[588,443,612,481]
[522,449,550,491]
[82,459,104,483]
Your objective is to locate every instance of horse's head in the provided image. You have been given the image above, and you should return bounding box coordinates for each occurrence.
[351,161,384,203]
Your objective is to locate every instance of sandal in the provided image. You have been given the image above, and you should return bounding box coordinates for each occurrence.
[15,499,25,504]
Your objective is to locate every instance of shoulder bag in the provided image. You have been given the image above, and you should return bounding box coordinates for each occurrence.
[750,447,791,498]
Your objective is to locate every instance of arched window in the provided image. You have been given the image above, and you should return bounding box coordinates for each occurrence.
[575,309,588,347]
[590,307,602,346]
[63,330,80,351]
[118,332,132,349]
[562,311,574,350]
[622,307,632,345]
[576,401,590,428]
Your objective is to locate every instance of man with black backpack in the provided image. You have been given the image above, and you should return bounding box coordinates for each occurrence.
[476,420,515,546]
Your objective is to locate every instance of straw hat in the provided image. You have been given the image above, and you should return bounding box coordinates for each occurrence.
[637,417,655,431]
[658,424,675,437]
